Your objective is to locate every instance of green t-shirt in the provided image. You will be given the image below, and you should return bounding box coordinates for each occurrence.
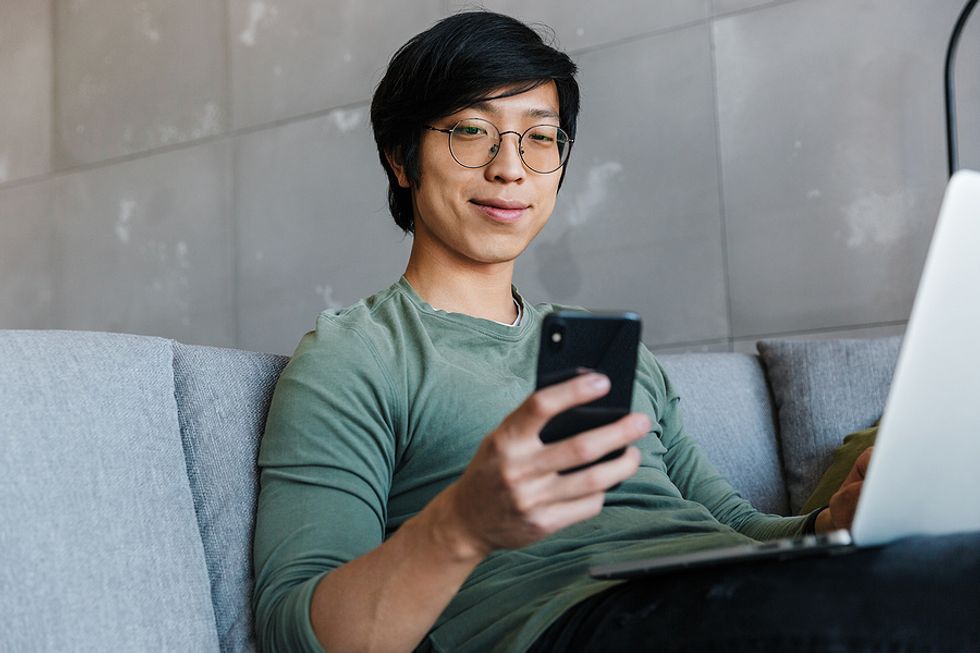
[253,277,811,653]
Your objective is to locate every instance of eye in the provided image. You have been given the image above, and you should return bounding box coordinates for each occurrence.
[526,126,562,148]
[454,124,488,138]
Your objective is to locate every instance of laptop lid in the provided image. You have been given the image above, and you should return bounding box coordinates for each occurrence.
[851,169,980,546]
[590,173,980,581]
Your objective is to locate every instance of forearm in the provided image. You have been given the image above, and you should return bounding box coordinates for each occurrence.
[662,428,806,539]
[310,485,485,653]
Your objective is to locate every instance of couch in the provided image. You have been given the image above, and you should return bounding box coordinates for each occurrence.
[0,329,900,651]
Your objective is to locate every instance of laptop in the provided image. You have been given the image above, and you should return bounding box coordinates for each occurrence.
[591,169,980,581]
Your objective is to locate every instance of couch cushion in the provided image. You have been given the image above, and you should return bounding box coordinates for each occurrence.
[658,353,789,515]
[757,337,901,514]
[173,343,288,653]
[0,330,219,652]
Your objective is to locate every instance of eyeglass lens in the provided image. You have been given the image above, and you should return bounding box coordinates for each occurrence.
[448,118,569,173]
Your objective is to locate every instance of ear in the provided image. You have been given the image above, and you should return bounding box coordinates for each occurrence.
[385,150,411,189]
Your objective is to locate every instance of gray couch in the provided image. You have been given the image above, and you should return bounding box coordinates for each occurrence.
[0,329,900,652]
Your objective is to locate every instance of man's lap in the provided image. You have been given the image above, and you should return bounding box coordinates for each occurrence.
[528,530,980,652]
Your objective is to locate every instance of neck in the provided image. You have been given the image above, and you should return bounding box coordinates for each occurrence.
[404,239,518,325]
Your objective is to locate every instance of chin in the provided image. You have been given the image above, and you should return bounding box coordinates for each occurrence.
[468,242,532,265]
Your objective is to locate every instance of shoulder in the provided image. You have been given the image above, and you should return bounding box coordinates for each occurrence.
[291,281,410,359]
[280,283,411,396]
[315,282,405,342]
[534,299,589,314]
[633,344,676,423]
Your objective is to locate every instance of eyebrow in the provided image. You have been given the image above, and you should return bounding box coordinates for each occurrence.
[467,101,560,121]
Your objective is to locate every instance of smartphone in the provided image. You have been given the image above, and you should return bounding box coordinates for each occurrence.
[535,310,642,472]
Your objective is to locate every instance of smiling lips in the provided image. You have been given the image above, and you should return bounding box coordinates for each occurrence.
[471,198,529,223]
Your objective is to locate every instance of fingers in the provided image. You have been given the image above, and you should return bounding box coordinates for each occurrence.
[508,373,612,438]
[842,446,874,485]
[829,478,864,530]
[458,375,649,550]
[506,448,641,534]
[540,446,642,504]
[523,492,607,535]
[855,446,873,477]
[506,445,642,514]
[531,412,650,476]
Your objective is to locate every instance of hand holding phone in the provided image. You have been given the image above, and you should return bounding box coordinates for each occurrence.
[535,310,642,472]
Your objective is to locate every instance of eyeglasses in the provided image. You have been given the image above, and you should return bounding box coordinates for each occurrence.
[424,118,573,174]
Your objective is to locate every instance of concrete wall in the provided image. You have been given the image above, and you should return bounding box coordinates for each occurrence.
[1,0,978,355]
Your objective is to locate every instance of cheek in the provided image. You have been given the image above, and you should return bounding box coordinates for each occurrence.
[536,182,560,218]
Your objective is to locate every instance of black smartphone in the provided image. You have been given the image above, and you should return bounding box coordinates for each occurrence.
[535,310,642,472]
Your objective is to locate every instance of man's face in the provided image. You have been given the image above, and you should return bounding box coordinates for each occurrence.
[394,82,565,268]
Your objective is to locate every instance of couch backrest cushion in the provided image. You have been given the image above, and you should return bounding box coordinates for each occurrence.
[658,352,789,515]
[0,330,220,652]
[173,343,288,653]
[757,337,901,513]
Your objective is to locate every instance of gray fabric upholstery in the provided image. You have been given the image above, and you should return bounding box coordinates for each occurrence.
[659,353,789,515]
[0,330,219,652]
[0,327,901,649]
[757,337,901,513]
[173,343,288,653]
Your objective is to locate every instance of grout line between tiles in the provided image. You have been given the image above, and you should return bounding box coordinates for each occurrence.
[221,0,241,349]
[650,318,908,353]
[734,320,908,343]
[48,0,62,331]
[706,10,736,361]
[0,96,373,194]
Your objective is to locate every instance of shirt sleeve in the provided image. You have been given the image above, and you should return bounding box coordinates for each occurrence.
[641,347,811,541]
[252,319,400,653]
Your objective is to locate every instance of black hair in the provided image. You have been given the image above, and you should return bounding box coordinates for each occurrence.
[370,11,580,233]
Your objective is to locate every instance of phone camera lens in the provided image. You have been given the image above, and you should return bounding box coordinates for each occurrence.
[549,323,565,351]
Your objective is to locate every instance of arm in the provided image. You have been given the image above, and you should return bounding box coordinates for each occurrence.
[306,490,483,653]
[255,339,648,653]
[645,351,811,540]
[308,373,648,653]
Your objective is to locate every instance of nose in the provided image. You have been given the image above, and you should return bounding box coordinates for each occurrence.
[484,131,525,183]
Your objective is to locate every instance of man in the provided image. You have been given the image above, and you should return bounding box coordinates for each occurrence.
[253,11,978,653]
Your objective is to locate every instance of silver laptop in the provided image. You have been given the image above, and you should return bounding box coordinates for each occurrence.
[591,169,980,580]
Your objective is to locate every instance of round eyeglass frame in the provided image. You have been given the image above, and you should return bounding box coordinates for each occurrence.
[424,118,574,174]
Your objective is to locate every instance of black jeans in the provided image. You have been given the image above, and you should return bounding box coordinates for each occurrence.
[527,531,980,652]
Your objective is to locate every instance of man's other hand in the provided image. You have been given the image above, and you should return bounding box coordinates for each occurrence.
[435,373,649,559]
[815,446,874,533]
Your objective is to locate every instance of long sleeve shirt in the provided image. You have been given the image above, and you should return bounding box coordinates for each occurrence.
[252,277,811,653]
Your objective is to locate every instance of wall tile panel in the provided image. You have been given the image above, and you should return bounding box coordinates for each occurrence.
[716,0,965,338]
[450,0,709,52]
[236,107,410,355]
[652,340,730,355]
[54,0,226,166]
[0,3,53,183]
[0,180,56,328]
[53,141,234,346]
[514,25,729,347]
[952,9,980,171]
[711,0,782,17]
[731,322,906,354]
[229,0,447,129]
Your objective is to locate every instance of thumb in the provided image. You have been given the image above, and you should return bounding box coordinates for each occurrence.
[843,446,874,486]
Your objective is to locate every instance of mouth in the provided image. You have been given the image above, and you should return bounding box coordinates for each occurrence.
[470,198,530,223]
